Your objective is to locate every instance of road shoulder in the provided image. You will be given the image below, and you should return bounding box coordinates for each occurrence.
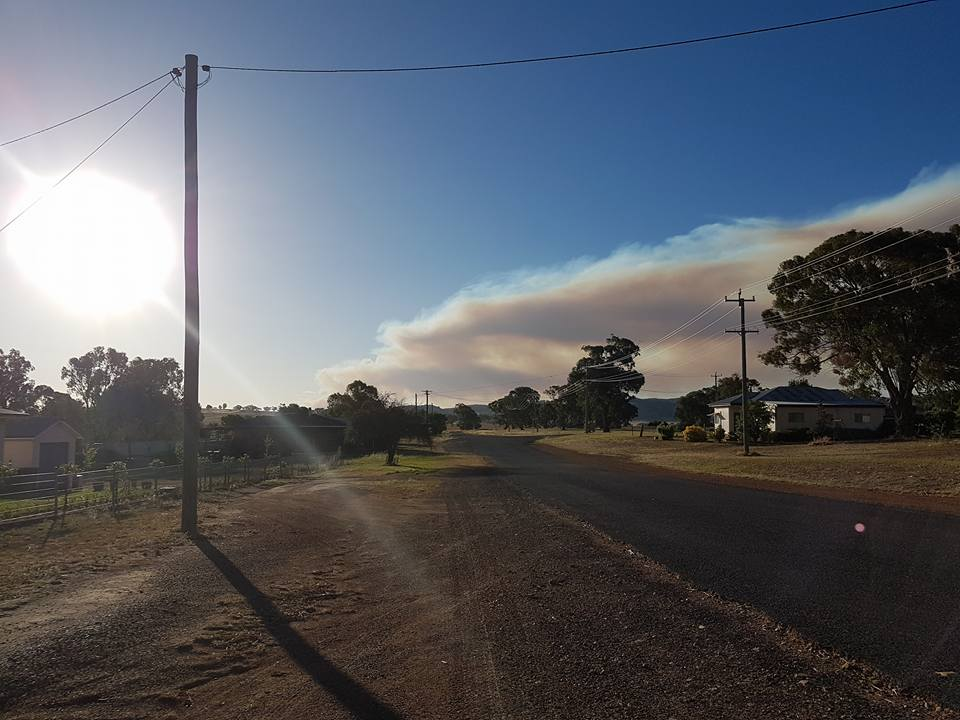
[536,440,960,517]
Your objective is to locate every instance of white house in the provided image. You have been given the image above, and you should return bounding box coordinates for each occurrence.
[2,417,83,472]
[709,385,886,435]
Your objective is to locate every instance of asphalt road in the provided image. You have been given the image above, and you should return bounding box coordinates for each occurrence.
[458,434,960,705]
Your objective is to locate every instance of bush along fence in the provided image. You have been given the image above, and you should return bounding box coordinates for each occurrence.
[0,452,326,524]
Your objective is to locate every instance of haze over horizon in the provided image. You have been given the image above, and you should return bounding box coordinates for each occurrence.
[2,0,958,407]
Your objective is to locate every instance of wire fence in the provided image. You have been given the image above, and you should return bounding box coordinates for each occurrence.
[0,452,331,525]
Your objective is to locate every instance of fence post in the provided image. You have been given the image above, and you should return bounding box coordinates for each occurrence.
[61,474,69,523]
[110,467,118,515]
[52,476,60,520]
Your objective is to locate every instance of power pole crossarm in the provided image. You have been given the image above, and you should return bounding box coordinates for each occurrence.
[725,291,758,455]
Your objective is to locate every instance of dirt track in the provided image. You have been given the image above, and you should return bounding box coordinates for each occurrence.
[0,459,955,718]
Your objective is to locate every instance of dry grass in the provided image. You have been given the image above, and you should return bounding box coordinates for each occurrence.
[0,481,318,606]
[0,502,192,607]
[328,439,488,479]
[529,430,960,497]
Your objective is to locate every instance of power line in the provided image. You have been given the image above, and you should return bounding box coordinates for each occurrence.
[471,214,957,403]
[748,206,960,296]
[0,73,177,237]
[745,237,960,329]
[757,260,958,330]
[0,70,177,148]
[744,224,960,329]
[591,193,960,376]
[209,1,936,75]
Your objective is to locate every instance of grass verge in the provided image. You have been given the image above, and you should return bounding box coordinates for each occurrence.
[328,439,489,479]
[500,429,960,497]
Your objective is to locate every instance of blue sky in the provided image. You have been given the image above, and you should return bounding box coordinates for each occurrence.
[2,1,959,405]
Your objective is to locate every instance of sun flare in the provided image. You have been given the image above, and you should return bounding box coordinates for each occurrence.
[6,171,175,316]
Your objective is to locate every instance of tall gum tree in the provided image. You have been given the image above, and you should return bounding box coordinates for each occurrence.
[760,227,960,436]
[568,335,644,432]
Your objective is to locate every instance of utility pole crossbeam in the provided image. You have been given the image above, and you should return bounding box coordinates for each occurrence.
[181,54,200,535]
[725,291,758,456]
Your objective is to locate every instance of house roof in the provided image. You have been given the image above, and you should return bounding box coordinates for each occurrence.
[709,385,886,408]
[4,416,83,439]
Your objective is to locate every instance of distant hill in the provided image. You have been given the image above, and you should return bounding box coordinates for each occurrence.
[629,397,678,422]
[408,404,494,417]
[409,399,676,422]
[435,400,673,422]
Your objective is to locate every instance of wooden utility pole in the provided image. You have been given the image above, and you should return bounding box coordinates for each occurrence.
[712,371,720,398]
[181,54,200,534]
[421,390,432,439]
[725,291,758,455]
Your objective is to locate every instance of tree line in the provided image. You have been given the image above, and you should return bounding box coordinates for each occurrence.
[486,335,644,432]
[0,346,184,444]
[325,380,446,464]
[485,226,960,440]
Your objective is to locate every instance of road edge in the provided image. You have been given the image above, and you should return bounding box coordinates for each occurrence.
[535,440,960,517]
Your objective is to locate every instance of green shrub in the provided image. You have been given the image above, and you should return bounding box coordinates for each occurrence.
[683,425,708,442]
[656,424,676,440]
[712,426,726,442]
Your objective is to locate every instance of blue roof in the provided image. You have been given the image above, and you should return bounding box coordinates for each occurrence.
[709,385,886,408]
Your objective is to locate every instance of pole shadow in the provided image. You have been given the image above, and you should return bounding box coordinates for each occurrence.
[192,534,404,720]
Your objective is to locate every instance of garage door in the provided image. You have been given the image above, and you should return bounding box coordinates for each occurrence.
[38,442,69,472]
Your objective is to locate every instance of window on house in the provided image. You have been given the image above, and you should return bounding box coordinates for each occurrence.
[787,411,805,423]
[854,413,871,424]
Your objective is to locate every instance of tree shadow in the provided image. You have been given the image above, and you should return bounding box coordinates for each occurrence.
[192,534,403,719]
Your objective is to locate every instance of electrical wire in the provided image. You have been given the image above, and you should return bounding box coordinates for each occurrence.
[590,299,726,369]
[753,212,960,297]
[745,245,959,329]
[476,225,956,403]
[637,305,740,365]
[0,73,177,237]
[757,260,958,330]
[0,70,177,148]
[732,189,960,297]
[562,250,956,400]
[208,1,936,75]
[746,231,960,328]
[207,0,946,398]
[586,195,960,376]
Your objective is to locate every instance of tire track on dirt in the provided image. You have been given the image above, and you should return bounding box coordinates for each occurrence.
[444,486,508,718]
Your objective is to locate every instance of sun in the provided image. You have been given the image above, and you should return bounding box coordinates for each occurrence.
[6,171,175,316]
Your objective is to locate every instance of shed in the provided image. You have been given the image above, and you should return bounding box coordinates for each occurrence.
[2,417,83,472]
